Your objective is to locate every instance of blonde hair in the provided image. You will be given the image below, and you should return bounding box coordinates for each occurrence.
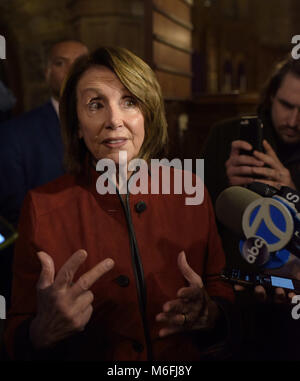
[59,46,168,174]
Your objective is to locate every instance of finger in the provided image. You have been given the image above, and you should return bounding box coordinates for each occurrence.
[228,165,259,177]
[36,251,55,290]
[262,140,279,161]
[288,292,296,301]
[254,285,267,302]
[158,326,183,338]
[228,155,265,167]
[231,140,253,153]
[177,285,202,300]
[229,143,243,157]
[251,166,277,180]
[71,257,114,296]
[252,151,277,170]
[162,299,186,314]
[254,140,283,168]
[75,304,94,332]
[156,312,186,326]
[54,249,88,290]
[234,284,245,292]
[274,287,286,304]
[177,251,203,287]
[71,290,94,314]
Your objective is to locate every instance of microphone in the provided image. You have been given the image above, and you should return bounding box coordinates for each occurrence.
[215,185,296,269]
[278,185,300,212]
[215,186,261,236]
[248,183,300,257]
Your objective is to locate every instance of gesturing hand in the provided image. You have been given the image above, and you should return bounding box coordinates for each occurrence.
[29,249,114,349]
[155,251,220,337]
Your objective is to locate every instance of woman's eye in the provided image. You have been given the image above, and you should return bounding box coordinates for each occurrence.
[88,101,101,111]
[124,97,137,108]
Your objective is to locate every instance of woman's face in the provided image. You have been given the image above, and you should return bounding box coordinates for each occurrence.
[76,65,145,164]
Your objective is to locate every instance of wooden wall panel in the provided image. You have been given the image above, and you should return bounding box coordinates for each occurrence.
[165,94,259,160]
[153,11,191,49]
[153,0,191,24]
[156,70,190,99]
[148,0,193,99]
[153,40,190,73]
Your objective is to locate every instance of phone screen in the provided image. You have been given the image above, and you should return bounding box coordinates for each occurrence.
[270,275,294,290]
[0,233,4,245]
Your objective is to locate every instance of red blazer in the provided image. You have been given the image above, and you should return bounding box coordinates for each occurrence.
[4,167,234,361]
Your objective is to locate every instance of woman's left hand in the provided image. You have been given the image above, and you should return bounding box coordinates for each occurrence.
[155,251,220,337]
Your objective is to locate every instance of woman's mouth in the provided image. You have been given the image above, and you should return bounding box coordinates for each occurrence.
[102,138,128,148]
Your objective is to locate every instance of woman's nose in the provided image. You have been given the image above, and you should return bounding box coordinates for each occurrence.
[105,105,123,130]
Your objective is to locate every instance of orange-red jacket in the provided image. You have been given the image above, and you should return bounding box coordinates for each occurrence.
[4,167,234,360]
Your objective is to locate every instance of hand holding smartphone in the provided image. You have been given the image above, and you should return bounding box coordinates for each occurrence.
[221,268,300,294]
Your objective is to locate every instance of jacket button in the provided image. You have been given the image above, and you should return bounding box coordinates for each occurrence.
[132,341,144,353]
[135,201,147,213]
[116,275,130,287]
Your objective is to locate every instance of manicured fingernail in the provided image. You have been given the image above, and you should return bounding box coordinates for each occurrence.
[78,249,87,259]
[105,258,114,269]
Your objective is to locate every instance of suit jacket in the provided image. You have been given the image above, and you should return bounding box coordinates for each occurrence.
[5,167,236,361]
[0,101,64,226]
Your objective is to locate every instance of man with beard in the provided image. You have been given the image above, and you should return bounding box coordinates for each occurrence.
[203,56,300,205]
[201,56,300,360]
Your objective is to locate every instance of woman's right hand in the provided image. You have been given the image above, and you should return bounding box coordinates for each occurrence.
[225,140,265,186]
[29,249,114,349]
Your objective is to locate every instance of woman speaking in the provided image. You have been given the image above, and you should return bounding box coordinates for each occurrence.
[5,47,234,361]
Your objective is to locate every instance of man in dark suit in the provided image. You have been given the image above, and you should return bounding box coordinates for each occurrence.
[0,39,88,226]
[0,39,88,309]
[0,80,16,122]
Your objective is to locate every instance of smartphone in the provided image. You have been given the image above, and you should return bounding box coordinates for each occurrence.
[239,116,264,155]
[221,268,300,293]
[0,216,18,251]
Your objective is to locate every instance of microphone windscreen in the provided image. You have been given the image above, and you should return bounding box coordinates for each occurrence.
[215,186,261,236]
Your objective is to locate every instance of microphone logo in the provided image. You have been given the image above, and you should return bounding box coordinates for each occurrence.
[241,236,269,266]
[242,198,294,252]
